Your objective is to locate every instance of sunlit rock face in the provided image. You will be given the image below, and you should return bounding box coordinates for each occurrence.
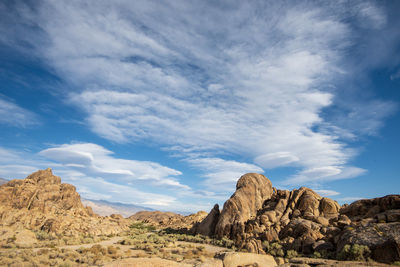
[0,168,129,237]
[194,172,400,263]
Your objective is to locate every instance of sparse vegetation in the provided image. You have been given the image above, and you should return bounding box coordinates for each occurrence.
[286,249,298,258]
[129,221,156,232]
[264,242,284,257]
[337,244,371,261]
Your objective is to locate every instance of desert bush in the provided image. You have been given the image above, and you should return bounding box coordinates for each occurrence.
[36,230,56,241]
[159,231,235,249]
[337,244,371,261]
[107,245,118,255]
[59,259,75,267]
[129,221,156,232]
[268,242,284,257]
[312,251,322,258]
[286,249,298,258]
[89,244,107,255]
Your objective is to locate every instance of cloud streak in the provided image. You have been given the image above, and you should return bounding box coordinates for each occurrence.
[0,145,194,211]
[1,0,397,200]
[39,143,188,189]
[0,97,39,128]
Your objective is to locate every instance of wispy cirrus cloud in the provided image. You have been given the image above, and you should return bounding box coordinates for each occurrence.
[0,144,192,211]
[39,143,188,189]
[313,189,340,197]
[186,157,264,192]
[1,0,397,197]
[0,97,40,128]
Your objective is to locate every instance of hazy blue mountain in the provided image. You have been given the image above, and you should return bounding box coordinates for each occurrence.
[82,198,154,218]
[0,178,8,185]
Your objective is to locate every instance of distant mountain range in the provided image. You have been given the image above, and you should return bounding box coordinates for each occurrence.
[0,178,8,185]
[81,198,154,218]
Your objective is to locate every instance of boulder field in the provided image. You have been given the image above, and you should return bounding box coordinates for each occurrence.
[191,173,400,263]
[0,168,130,240]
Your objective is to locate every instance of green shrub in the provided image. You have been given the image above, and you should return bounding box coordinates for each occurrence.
[268,242,284,257]
[337,244,371,261]
[129,222,156,232]
[286,249,298,259]
[36,231,56,241]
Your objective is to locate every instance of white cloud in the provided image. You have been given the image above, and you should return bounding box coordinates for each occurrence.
[186,157,263,192]
[0,145,196,211]
[0,97,39,127]
[284,166,367,186]
[39,143,188,189]
[314,189,340,197]
[356,2,387,29]
[3,1,396,192]
[254,152,299,169]
[60,175,176,209]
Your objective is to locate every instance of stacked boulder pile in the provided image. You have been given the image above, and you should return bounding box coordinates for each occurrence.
[191,173,400,263]
[0,169,130,239]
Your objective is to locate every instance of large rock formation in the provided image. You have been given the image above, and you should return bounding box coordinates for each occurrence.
[215,173,273,239]
[193,172,400,264]
[0,169,130,239]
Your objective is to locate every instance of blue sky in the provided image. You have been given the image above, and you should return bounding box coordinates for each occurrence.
[0,0,399,212]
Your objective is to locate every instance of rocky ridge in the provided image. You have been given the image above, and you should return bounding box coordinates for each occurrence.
[192,173,400,264]
[129,210,208,230]
[0,169,130,241]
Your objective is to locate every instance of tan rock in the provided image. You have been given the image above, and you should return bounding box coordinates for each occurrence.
[0,169,130,237]
[340,195,400,221]
[104,257,192,267]
[315,216,329,227]
[319,197,340,217]
[217,252,277,267]
[191,204,220,236]
[215,173,273,238]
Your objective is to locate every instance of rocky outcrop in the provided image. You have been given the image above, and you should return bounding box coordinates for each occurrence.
[216,251,277,267]
[215,173,273,239]
[130,210,207,230]
[340,195,400,222]
[336,195,400,263]
[207,177,341,254]
[191,204,220,236]
[284,257,393,267]
[0,169,130,239]
[193,172,400,264]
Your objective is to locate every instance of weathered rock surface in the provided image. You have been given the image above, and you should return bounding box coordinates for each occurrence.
[283,257,393,267]
[340,195,400,222]
[216,251,277,267]
[194,172,400,264]
[215,173,273,239]
[104,257,193,267]
[0,169,130,240]
[129,210,207,230]
[191,204,220,236]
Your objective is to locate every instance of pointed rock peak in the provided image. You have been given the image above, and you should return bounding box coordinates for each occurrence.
[26,168,61,185]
